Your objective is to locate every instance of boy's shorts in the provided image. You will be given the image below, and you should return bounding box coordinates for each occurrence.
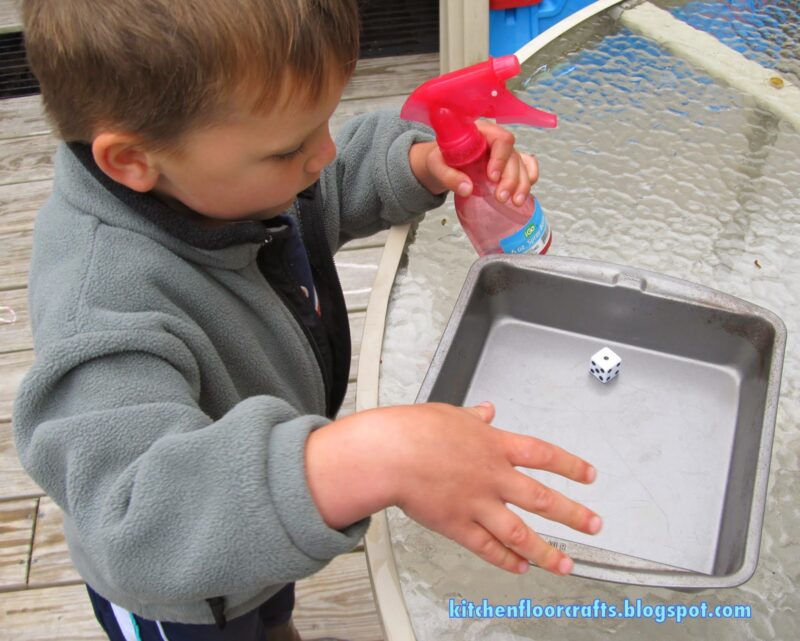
[87,583,295,640]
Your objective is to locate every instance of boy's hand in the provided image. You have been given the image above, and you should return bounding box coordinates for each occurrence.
[306,402,601,576]
[409,120,539,206]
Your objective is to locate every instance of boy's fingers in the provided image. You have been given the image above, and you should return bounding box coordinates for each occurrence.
[427,151,472,196]
[474,120,512,176]
[477,507,573,576]
[465,401,495,424]
[521,153,540,184]
[460,524,529,574]
[496,154,520,204]
[504,432,596,484]
[512,156,533,206]
[502,472,603,535]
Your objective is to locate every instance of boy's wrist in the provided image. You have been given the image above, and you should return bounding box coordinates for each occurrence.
[409,141,449,196]
[305,408,400,529]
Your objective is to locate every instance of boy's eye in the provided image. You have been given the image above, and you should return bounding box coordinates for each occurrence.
[272,143,305,162]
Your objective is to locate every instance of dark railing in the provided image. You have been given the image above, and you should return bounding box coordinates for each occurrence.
[359,0,438,58]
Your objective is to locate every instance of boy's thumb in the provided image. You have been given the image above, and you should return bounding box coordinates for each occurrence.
[468,401,495,423]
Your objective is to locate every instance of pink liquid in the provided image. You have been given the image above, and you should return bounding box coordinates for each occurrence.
[455,156,551,256]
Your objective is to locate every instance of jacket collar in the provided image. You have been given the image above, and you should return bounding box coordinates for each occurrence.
[68,142,282,251]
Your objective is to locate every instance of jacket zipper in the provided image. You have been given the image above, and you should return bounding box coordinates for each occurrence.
[257,234,333,417]
[296,186,351,419]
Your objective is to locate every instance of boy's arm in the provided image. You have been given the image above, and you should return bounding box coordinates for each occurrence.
[321,107,446,248]
[13,338,362,603]
[323,111,541,249]
[306,402,602,575]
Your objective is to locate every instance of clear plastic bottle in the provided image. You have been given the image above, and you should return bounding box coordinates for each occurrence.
[402,55,557,257]
[455,148,552,256]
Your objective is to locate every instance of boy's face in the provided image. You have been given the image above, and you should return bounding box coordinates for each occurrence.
[151,79,346,223]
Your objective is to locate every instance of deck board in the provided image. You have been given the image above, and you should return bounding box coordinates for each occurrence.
[349,311,366,379]
[0,420,42,500]
[0,95,49,139]
[0,0,20,34]
[0,498,37,591]
[0,349,32,421]
[295,553,383,641]
[339,247,382,311]
[0,134,56,186]
[0,584,106,640]
[339,383,357,418]
[344,54,438,102]
[0,180,49,232]
[27,497,79,588]
[0,288,30,352]
[0,228,32,290]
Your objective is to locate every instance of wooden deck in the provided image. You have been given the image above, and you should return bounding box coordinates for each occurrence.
[0,11,439,633]
[0,0,20,34]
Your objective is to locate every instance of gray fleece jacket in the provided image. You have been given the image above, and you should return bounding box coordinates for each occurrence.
[12,109,444,624]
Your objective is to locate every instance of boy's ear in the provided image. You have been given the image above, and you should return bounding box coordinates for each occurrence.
[91,133,160,193]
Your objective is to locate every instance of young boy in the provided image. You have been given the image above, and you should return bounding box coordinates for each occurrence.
[14,1,602,639]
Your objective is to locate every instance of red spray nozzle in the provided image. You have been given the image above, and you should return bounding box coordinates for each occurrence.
[401,55,556,129]
[401,55,556,167]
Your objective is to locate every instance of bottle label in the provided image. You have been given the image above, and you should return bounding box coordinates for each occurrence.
[498,198,549,254]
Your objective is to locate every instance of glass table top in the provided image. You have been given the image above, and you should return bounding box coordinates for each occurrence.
[377,4,799,640]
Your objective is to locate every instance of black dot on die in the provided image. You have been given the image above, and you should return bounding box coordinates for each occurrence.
[603,355,609,360]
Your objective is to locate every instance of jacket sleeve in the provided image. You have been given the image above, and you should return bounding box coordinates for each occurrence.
[322,107,447,249]
[12,326,366,603]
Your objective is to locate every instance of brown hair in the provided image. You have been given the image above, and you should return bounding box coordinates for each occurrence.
[23,0,359,149]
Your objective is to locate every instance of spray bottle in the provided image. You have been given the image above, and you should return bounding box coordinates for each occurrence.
[402,55,557,255]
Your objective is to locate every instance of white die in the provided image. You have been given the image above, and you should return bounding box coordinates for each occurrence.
[590,347,621,383]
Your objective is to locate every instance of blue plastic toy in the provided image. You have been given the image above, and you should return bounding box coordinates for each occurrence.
[490,0,600,57]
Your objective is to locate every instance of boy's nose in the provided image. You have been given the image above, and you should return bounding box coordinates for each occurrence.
[304,134,336,175]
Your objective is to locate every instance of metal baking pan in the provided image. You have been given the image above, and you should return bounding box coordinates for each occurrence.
[415,255,786,589]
